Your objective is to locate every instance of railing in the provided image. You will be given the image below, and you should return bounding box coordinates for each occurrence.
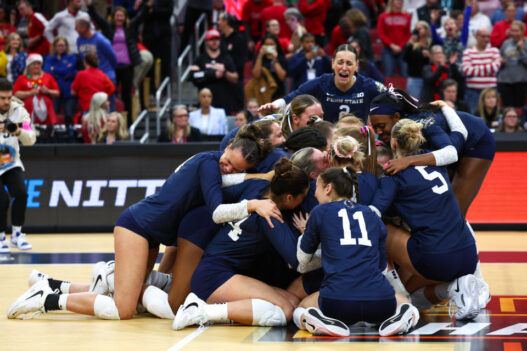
[194,13,208,57]
[129,110,149,143]
[156,77,172,136]
[176,44,192,105]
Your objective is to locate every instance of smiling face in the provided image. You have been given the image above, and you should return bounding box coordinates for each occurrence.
[332,50,358,88]
[370,113,399,144]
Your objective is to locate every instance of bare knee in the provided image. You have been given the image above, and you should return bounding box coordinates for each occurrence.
[277,301,294,321]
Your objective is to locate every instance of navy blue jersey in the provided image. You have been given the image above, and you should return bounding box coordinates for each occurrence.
[358,172,378,205]
[371,165,475,254]
[251,148,290,173]
[128,152,224,246]
[300,200,394,301]
[299,180,318,214]
[283,73,386,123]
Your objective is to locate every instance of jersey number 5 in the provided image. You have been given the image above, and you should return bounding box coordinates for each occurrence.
[338,209,372,247]
[415,166,448,195]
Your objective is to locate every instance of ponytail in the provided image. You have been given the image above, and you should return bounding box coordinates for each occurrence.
[319,166,360,203]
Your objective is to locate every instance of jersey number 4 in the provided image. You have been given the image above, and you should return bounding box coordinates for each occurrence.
[415,166,448,195]
[338,209,372,247]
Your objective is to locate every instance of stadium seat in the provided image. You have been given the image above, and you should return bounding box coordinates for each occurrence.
[384,76,407,90]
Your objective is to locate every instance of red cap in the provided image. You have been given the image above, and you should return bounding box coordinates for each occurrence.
[205,29,221,40]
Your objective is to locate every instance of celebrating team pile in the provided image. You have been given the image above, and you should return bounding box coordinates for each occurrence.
[7,44,493,338]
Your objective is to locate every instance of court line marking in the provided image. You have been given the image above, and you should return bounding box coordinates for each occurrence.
[167,326,210,351]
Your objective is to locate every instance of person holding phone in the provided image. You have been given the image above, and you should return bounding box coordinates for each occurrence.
[288,33,331,90]
[252,34,288,100]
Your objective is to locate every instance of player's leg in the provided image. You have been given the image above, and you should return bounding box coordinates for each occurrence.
[158,246,177,273]
[451,157,492,217]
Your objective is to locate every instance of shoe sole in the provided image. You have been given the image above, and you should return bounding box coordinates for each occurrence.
[379,304,413,336]
[304,308,350,337]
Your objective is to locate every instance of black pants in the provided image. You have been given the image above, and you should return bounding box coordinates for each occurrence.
[0,167,27,232]
[144,33,172,87]
[498,82,527,108]
[115,64,134,126]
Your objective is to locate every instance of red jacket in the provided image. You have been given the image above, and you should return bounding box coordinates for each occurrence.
[242,0,274,38]
[329,25,348,55]
[71,67,115,112]
[260,5,291,38]
[377,12,411,48]
[299,0,326,36]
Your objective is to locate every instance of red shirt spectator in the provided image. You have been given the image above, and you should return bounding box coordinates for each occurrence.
[377,11,411,49]
[242,0,274,39]
[0,19,16,51]
[329,25,348,56]
[260,1,291,39]
[17,1,49,55]
[71,67,115,112]
[299,0,327,36]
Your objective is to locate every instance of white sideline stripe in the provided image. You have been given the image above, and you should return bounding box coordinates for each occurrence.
[167,326,210,351]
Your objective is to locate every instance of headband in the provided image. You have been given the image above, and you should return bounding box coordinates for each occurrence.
[369,103,403,116]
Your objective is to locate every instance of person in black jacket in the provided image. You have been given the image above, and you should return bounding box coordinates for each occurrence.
[87,0,150,126]
[158,105,202,143]
[421,45,463,102]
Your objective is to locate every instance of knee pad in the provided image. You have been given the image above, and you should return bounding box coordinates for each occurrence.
[142,285,175,319]
[94,295,120,320]
[251,299,286,327]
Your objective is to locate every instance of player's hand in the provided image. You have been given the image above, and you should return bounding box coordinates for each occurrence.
[258,103,279,114]
[383,158,410,175]
[249,199,283,228]
[292,212,309,234]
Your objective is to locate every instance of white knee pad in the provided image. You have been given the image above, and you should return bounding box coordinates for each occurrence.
[94,295,120,320]
[142,285,175,319]
[251,299,287,327]
[293,307,306,330]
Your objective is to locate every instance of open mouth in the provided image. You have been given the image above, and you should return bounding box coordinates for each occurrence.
[338,72,350,81]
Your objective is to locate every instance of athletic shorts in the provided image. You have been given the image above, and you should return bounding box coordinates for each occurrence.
[463,129,495,160]
[115,208,159,249]
[176,206,221,250]
[191,256,236,301]
[407,239,478,282]
[319,296,397,325]
[302,268,324,295]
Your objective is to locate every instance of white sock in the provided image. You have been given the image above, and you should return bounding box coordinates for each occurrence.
[411,288,433,310]
[12,226,21,235]
[473,261,483,281]
[385,269,410,299]
[144,271,172,293]
[435,283,450,301]
[58,294,68,310]
[142,286,175,319]
[293,307,306,330]
[60,281,72,294]
[204,303,229,322]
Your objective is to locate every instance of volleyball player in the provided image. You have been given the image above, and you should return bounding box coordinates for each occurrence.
[259,44,386,123]
[369,119,481,320]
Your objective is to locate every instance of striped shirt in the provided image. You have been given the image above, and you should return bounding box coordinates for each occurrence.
[462,46,501,89]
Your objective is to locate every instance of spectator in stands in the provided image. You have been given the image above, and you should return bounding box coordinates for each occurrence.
[246,98,261,119]
[191,29,238,115]
[474,87,500,128]
[403,20,432,99]
[0,5,15,51]
[218,12,248,113]
[13,54,59,125]
[350,39,384,83]
[432,16,467,70]
[288,33,331,90]
[377,0,411,76]
[462,28,500,113]
[497,106,523,132]
[133,42,153,110]
[260,0,290,39]
[421,45,463,102]
[86,0,150,126]
[478,0,502,18]
[416,0,444,27]
[299,0,327,47]
[97,111,129,144]
[142,0,173,86]
[491,0,524,24]
[4,33,26,83]
[16,0,49,55]
[284,7,307,53]
[180,0,212,49]
[44,36,77,128]
[71,52,116,114]
[189,88,228,136]
[235,109,256,127]
[242,0,273,52]
[82,91,108,143]
[329,14,353,57]
[252,33,287,100]
[331,9,373,62]
[466,0,492,48]
[255,19,292,56]
[491,1,520,48]
[497,21,527,108]
[158,105,202,143]
[441,78,470,112]
[44,0,88,54]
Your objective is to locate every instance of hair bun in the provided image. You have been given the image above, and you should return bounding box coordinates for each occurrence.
[274,157,293,177]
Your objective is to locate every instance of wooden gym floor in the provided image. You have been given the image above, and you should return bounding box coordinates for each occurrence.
[1,231,527,351]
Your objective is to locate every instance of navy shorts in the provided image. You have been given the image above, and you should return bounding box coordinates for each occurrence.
[407,239,478,282]
[177,206,220,250]
[302,268,324,295]
[115,208,159,249]
[319,296,397,325]
[191,256,236,301]
[463,129,495,160]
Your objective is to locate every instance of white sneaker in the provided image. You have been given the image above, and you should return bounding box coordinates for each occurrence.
[477,278,491,309]
[28,269,52,287]
[303,307,350,336]
[0,236,9,253]
[89,261,115,295]
[10,232,32,250]
[379,303,419,336]
[172,292,208,330]
[448,274,480,320]
[7,280,53,319]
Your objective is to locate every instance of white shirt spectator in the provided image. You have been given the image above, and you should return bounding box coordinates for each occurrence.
[189,106,228,136]
[44,9,91,54]
[467,12,492,47]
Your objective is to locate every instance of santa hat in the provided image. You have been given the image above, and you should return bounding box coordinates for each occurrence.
[26,54,43,67]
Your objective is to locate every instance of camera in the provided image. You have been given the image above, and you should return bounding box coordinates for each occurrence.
[1,118,19,133]
[265,45,276,55]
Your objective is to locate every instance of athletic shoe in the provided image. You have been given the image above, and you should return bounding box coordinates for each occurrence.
[379,303,419,336]
[302,307,350,337]
[0,236,9,253]
[7,280,53,319]
[9,232,32,250]
[89,261,115,295]
[477,278,491,309]
[448,274,480,320]
[172,292,208,330]
[28,269,52,287]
